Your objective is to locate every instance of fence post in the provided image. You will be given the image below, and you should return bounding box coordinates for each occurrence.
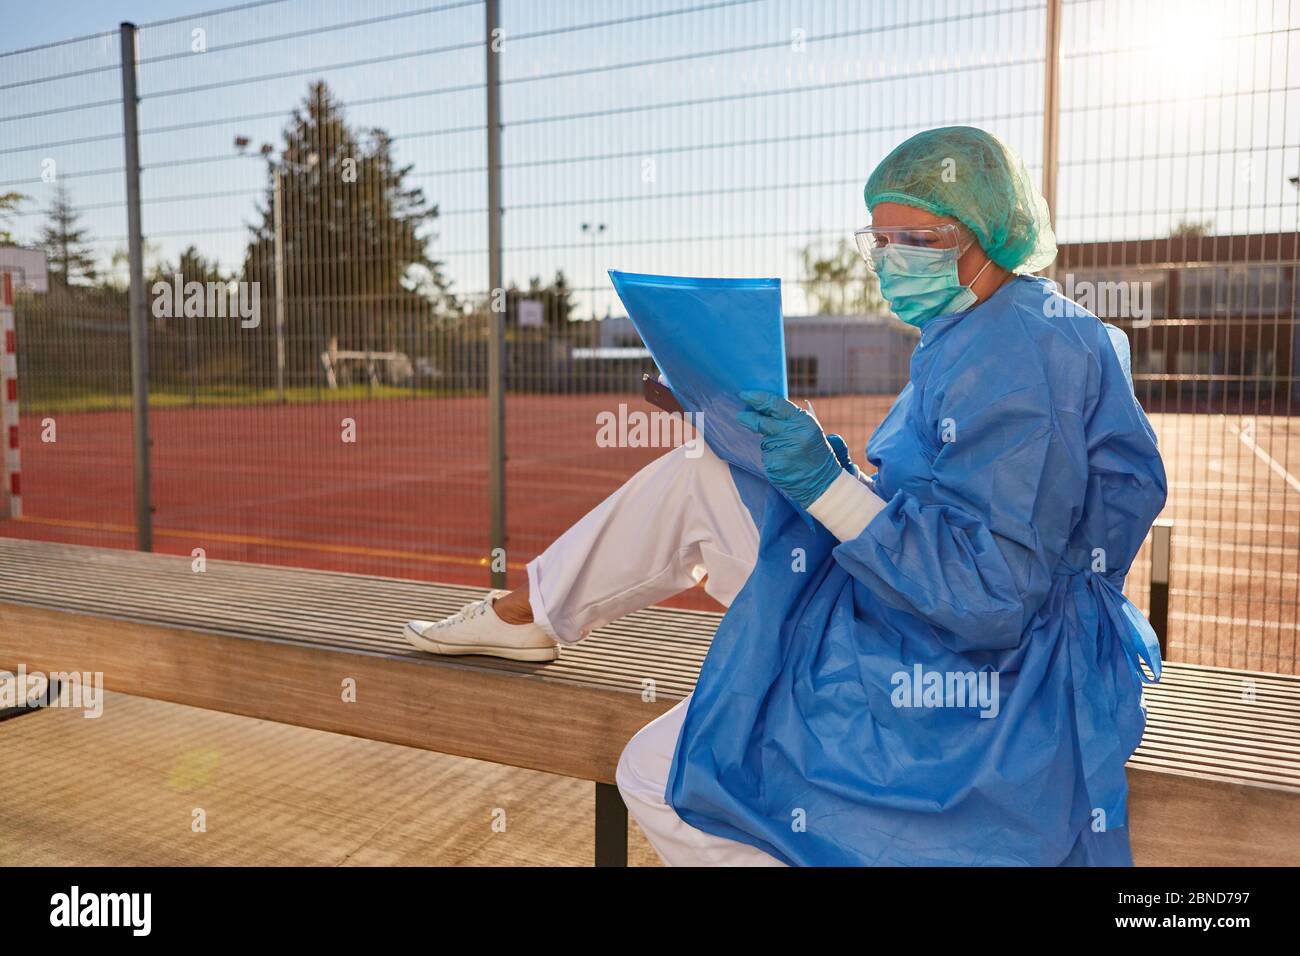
[120,22,153,552]
[485,0,506,589]
[1040,0,1062,282]
[1149,519,1173,659]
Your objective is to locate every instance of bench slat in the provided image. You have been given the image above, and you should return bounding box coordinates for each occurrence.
[2,537,1298,795]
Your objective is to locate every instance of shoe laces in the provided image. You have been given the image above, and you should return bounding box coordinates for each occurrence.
[432,597,493,630]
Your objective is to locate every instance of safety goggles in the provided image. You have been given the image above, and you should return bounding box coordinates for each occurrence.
[853,222,970,271]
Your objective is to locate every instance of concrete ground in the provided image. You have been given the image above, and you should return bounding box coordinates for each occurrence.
[3,687,1287,868]
[0,691,661,866]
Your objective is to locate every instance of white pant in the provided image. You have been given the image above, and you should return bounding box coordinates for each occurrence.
[526,443,784,866]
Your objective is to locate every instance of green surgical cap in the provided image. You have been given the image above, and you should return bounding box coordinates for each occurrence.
[864,126,1057,274]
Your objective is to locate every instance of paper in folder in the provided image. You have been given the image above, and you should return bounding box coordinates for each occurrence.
[608,270,788,485]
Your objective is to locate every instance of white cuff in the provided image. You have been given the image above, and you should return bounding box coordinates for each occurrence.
[807,469,886,542]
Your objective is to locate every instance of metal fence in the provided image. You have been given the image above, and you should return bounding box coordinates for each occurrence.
[0,0,1297,674]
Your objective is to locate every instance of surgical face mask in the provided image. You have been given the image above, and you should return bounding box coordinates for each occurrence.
[872,241,993,329]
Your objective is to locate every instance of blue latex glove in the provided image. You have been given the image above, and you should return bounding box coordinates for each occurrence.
[737,390,844,508]
[825,432,860,478]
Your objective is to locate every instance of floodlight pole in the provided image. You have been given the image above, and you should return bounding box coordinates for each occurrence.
[1041,0,1063,282]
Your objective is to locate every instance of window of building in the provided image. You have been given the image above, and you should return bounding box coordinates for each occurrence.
[1179,265,1293,317]
[1180,267,1223,317]
[1224,349,1275,376]
[788,355,819,391]
[1230,266,1289,315]
[1135,349,1164,374]
[1176,350,1212,374]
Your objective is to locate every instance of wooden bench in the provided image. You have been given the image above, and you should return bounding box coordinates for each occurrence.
[1,537,1297,866]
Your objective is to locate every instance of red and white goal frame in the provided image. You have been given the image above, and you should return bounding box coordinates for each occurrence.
[1,272,19,520]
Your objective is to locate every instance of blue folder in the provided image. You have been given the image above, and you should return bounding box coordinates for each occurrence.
[608,270,788,484]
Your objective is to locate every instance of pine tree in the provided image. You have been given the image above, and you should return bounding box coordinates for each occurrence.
[40,182,98,286]
[242,81,453,381]
[0,191,25,245]
[509,270,577,331]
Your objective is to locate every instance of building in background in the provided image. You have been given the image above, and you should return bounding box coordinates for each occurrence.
[1059,233,1300,410]
[783,315,916,396]
[587,312,915,397]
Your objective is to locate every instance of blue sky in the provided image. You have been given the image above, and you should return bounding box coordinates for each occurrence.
[3,0,1296,316]
[4,1,189,49]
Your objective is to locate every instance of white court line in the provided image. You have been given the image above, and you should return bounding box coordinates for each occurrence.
[1224,416,1300,495]
[1165,482,1254,492]
[1171,611,1299,633]
[1174,563,1296,583]
[1173,536,1299,558]
[1166,518,1299,534]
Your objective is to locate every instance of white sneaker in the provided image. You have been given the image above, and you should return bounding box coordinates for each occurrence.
[403,590,559,662]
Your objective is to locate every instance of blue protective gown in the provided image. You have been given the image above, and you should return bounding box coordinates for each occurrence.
[665,275,1167,866]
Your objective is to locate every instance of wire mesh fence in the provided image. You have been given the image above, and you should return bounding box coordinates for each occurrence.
[127,1,494,579]
[1056,0,1300,672]
[0,29,131,548]
[0,0,1296,674]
